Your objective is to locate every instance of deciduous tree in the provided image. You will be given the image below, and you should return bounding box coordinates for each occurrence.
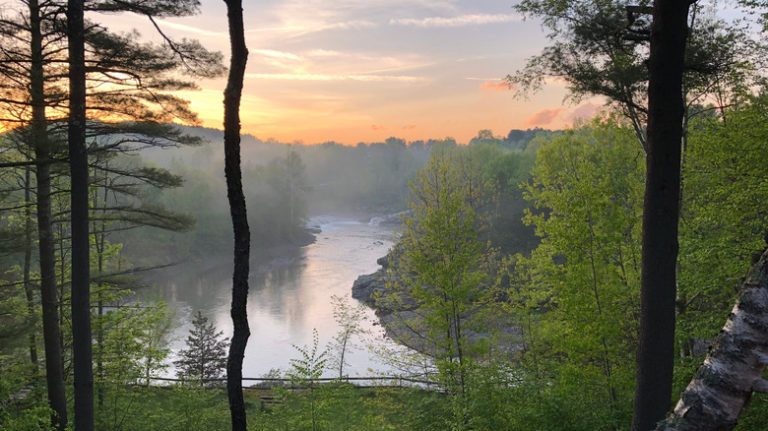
[632,2,691,430]
[393,149,489,409]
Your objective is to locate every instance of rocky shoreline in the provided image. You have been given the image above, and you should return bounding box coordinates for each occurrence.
[352,254,393,308]
[352,251,524,358]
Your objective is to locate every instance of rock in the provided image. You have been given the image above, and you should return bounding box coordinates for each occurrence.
[353,250,525,359]
[290,228,317,247]
[351,271,384,305]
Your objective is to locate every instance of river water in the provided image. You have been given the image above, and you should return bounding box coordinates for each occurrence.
[144,215,406,378]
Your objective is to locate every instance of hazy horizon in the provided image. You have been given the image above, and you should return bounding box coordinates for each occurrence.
[171,123,557,146]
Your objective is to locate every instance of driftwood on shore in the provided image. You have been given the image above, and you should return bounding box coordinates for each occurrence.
[657,249,768,431]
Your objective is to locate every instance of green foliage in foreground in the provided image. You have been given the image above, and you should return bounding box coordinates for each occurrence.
[1,382,447,431]
[5,377,768,431]
[501,105,768,430]
[253,383,446,431]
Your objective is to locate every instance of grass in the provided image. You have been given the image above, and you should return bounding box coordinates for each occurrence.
[85,382,447,431]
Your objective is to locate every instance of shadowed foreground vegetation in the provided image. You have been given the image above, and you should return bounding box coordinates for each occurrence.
[6,377,768,431]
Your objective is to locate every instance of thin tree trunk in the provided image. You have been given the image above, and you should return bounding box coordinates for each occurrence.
[29,0,67,428]
[68,0,93,429]
[92,167,105,409]
[657,249,768,431]
[23,166,39,369]
[452,300,466,399]
[632,1,691,430]
[91,162,108,408]
[57,219,66,366]
[587,215,618,407]
[339,335,347,379]
[222,1,250,430]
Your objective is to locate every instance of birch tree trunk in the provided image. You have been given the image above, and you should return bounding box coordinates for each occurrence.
[657,249,768,431]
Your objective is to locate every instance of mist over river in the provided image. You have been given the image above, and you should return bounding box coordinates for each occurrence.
[142,215,408,378]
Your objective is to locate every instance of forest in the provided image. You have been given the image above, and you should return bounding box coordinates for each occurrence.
[2,0,768,430]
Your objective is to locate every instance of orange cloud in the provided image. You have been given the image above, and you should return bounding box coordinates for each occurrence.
[567,103,602,123]
[526,108,562,127]
[371,124,385,131]
[402,124,416,130]
[480,80,514,92]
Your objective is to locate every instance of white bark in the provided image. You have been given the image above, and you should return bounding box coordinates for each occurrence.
[657,249,768,431]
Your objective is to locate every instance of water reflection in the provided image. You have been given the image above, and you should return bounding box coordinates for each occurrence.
[143,216,400,378]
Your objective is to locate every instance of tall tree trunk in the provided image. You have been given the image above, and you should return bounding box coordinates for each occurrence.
[29,0,67,428]
[656,249,768,431]
[23,166,39,369]
[222,1,250,430]
[632,1,691,430]
[67,0,93,429]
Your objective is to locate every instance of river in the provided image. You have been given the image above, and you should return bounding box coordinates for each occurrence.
[143,215,408,379]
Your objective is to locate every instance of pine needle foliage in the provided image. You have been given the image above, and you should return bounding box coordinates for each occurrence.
[174,311,229,386]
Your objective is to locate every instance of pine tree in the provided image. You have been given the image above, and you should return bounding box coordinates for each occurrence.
[174,311,229,386]
[0,3,220,427]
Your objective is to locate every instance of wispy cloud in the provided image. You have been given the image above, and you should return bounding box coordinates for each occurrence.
[252,49,303,61]
[390,13,521,28]
[304,49,345,58]
[250,49,305,72]
[254,0,460,39]
[251,49,432,79]
[243,20,376,41]
[246,73,428,83]
[323,20,377,31]
[153,19,227,37]
[244,21,377,41]
[526,108,562,126]
[303,50,431,70]
[567,103,602,122]
[479,79,514,92]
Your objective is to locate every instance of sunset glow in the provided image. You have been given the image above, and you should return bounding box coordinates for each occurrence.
[94,0,602,144]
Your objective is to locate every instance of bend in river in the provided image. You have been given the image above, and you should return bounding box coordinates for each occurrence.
[142,215,409,378]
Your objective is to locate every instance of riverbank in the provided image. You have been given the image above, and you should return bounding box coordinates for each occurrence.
[352,250,524,358]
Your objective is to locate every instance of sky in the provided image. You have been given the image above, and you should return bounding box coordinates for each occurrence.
[93,0,604,145]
